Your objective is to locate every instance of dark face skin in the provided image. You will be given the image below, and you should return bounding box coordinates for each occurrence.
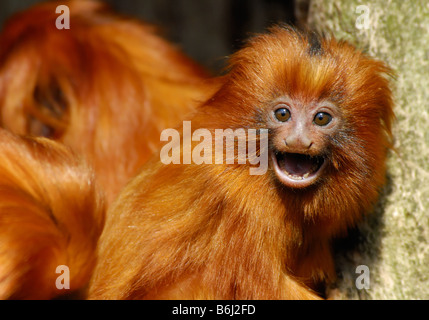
[266,95,343,188]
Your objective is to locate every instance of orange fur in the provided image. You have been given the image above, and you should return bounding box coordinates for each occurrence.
[0,0,216,300]
[0,128,105,299]
[89,26,394,299]
[0,0,213,202]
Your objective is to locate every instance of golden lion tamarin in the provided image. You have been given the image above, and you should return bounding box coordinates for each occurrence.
[0,0,217,300]
[0,0,212,203]
[89,26,394,299]
[0,128,105,299]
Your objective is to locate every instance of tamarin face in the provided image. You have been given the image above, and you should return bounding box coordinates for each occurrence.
[267,96,342,188]
[207,26,394,199]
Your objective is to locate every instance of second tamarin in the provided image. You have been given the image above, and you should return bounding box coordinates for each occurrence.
[89,26,395,300]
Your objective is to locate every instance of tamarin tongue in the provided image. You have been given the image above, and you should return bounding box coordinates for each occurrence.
[279,153,315,176]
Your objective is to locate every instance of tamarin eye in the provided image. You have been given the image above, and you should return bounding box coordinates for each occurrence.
[314,112,332,126]
[274,108,291,122]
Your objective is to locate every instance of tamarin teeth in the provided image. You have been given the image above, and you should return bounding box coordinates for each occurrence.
[286,172,304,180]
[285,162,321,180]
[276,152,325,181]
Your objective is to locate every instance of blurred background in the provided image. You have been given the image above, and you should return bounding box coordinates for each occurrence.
[0,0,303,72]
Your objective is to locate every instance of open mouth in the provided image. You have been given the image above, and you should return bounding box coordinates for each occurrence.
[271,151,326,188]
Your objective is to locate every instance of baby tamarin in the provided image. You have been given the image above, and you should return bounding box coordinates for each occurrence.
[0,128,105,299]
[89,26,394,299]
[0,0,212,203]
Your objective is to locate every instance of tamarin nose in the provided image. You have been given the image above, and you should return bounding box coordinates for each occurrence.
[285,134,313,151]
